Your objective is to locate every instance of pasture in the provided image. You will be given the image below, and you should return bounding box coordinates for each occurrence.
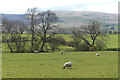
[2,51,118,78]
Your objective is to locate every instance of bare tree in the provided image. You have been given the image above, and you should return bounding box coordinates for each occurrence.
[13,20,27,34]
[2,18,14,33]
[2,19,29,53]
[26,8,39,52]
[35,10,59,52]
[2,31,29,53]
[72,20,106,51]
[2,34,14,53]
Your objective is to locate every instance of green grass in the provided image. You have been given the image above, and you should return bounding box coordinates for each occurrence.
[58,34,118,49]
[57,34,73,42]
[2,34,118,78]
[2,51,118,78]
[106,34,118,49]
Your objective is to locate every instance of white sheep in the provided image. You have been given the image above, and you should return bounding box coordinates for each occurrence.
[60,51,63,54]
[35,50,39,53]
[63,62,72,69]
[96,53,99,56]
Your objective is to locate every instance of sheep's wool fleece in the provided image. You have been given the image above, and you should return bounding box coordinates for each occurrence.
[96,54,99,56]
[64,62,72,66]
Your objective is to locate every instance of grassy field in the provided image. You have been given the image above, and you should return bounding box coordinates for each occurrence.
[2,51,118,78]
[2,34,119,78]
[106,34,118,49]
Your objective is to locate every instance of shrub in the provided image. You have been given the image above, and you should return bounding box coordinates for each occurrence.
[89,46,97,51]
[47,37,66,52]
[95,40,106,51]
[75,42,90,51]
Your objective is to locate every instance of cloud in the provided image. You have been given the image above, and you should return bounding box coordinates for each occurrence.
[73,8,84,11]
[0,0,119,14]
[85,2,118,13]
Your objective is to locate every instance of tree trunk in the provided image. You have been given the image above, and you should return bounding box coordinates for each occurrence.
[8,29,11,34]
[7,40,13,53]
[31,18,34,52]
[40,32,46,52]
[81,37,92,47]
[31,33,34,52]
[92,39,95,46]
[41,41,45,52]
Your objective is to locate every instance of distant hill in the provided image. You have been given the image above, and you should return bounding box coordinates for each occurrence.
[2,10,118,28]
[54,11,117,27]
[2,14,25,21]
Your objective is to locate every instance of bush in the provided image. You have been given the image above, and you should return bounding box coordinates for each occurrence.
[2,33,30,53]
[47,37,66,52]
[95,40,106,51]
[75,42,90,51]
[89,46,97,51]
[67,41,77,47]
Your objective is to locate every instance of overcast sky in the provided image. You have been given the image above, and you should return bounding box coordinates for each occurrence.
[0,0,119,14]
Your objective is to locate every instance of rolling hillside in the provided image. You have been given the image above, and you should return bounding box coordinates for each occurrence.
[2,10,118,28]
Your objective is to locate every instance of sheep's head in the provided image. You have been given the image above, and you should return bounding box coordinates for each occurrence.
[63,66,65,69]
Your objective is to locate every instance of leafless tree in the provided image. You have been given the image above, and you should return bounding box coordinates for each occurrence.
[72,20,106,51]
[2,34,13,53]
[35,10,59,52]
[2,31,29,53]
[13,20,27,34]
[26,8,39,52]
[2,18,14,33]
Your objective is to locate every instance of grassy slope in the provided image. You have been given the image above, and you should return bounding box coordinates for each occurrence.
[2,51,118,78]
[106,34,118,49]
[64,34,118,49]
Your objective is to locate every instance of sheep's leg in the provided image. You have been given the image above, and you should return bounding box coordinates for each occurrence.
[69,66,70,69]
[68,67,69,69]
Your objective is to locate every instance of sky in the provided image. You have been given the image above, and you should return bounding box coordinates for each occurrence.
[0,0,119,14]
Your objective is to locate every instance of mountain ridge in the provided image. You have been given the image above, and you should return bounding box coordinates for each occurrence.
[2,10,118,27]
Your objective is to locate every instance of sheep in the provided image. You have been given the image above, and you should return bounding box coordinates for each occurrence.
[63,62,72,69]
[60,51,63,54]
[35,50,39,53]
[96,53,99,56]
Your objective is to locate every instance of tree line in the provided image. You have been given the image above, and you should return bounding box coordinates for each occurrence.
[2,8,66,53]
[2,8,109,53]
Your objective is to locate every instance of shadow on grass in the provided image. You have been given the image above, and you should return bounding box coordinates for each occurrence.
[105,48,120,51]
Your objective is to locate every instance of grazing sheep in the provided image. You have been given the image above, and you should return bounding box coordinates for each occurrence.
[35,50,39,53]
[60,51,63,54]
[63,62,72,69]
[96,53,99,56]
